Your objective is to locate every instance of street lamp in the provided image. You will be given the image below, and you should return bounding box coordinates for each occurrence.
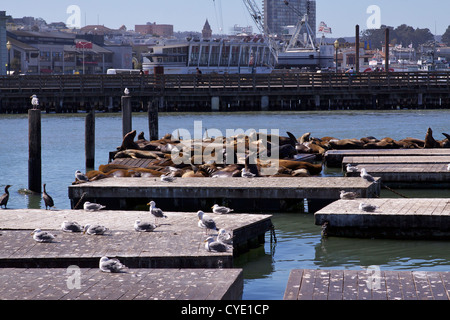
[334,39,339,73]
[6,40,11,75]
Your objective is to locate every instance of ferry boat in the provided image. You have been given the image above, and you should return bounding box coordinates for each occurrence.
[142,38,275,75]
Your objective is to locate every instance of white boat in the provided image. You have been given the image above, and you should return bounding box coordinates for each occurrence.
[142,38,275,75]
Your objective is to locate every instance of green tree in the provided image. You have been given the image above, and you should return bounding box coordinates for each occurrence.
[441,26,450,45]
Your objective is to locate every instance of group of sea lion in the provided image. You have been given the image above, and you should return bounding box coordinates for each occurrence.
[80,128,449,183]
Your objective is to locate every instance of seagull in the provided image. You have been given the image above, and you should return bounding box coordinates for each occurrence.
[61,221,84,233]
[42,183,55,210]
[204,236,228,252]
[241,168,256,178]
[217,228,233,245]
[212,204,234,215]
[83,224,109,235]
[447,164,450,171]
[0,185,11,209]
[147,200,167,225]
[160,174,176,182]
[134,220,157,232]
[99,256,127,273]
[75,170,89,182]
[197,210,219,235]
[83,201,106,211]
[124,88,130,95]
[360,168,377,183]
[30,95,39,109]
[31,229,56,243]
[359,202,378,212]
[340,190,359,200]
[346,163,358,173]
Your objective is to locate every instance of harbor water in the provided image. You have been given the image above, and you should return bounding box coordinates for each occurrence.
[1,109,450,300]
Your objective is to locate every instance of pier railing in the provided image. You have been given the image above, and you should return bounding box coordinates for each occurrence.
[0,71,449,96]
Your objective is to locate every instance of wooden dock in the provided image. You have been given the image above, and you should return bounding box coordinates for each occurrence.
[345,163,450,188]
[0,209,272,268]
[325,149,450,167]
[68,177,380,213]
[284,269,450,300]
[0,268,243,300]
[314,198,450,239]
[343,155,450,166]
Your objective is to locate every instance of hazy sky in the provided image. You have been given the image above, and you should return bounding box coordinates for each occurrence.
[2,0,449,37]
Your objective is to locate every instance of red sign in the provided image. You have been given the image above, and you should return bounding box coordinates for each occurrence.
[76,41,93,49]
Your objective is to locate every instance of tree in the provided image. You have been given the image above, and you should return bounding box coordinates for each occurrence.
[362,24,434,49]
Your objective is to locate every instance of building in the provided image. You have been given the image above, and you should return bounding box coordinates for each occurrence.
[0,11,10,75]
[135,22,174,37]
[202,19,212,39]
[263,0,316,39]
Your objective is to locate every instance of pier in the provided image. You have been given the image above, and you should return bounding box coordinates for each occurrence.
[314,198,450,239]
[284,269,450,300]
[68,176,381,212]
[1,72,450,113]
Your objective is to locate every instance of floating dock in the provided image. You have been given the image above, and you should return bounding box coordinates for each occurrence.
[0,268,243,300]
[68,177,380,213]
[314,198,450,239]
[284,269,450,300]
[325,149,450,167]
[0,209,272,269]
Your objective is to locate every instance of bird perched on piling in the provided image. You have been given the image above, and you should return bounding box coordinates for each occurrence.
[359,202,378,212]
[99,256,127,273]
[30,95,39,109]
[75,170,89,183]
[83,224,109,235]
[197,210,219,235]
[212,204,234,215]
[31,229,56,243]
[360,168,377,183]
[204,236,228,252]
[0,185,11,209]
[340,190,359,200]
[134,220,157,232]
[83,201,106,211]
[147,200,167,225]
[61,221,84,233]
[124,88,130,96]
[42,184,55,210]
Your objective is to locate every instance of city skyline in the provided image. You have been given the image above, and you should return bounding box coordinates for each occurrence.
[2,0,450,37]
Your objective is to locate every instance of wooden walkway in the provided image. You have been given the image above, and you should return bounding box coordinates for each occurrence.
[325,149,450,167]
[68,177,380,212]
[0,209,272,268]
[284,269,450,300]
[343,155,450,166]
[0,268,243,300]
[314,198,450,239]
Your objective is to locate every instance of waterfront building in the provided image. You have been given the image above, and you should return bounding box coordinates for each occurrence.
[135,22,174,37]
[0,11,9,75]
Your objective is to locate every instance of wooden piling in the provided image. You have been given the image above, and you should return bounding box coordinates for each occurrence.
[28,109,41,193]
[148,98,159,141]
[385,28,390,72]
[85,109,95,169]
[121,95,132,138]
[355,25,360,73]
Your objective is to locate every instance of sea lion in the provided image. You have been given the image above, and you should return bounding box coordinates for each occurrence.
[117,130,139,151]
[114,149,165,160]
[329,139,365,150]
[278,160,322,175]
[424,127,440,148]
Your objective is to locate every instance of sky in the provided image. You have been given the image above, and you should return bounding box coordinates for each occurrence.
[2,0,450,37]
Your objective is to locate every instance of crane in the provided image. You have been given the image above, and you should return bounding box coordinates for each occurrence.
[283,0,317,51]
[241,0,279,63]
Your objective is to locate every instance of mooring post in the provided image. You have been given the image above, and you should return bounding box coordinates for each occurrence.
[355,25,360,73]
[28,109,41,193]
[385,28,390,73]
[148,98,159,141]
[121,93,132,137]
[85,109,95,169]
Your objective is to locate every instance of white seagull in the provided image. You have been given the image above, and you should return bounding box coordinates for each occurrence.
[160,174,176,182]
[124,88,130,95]
[31,229,56,243]
[212,204,234,214]
[197,210,219,235]
[147,200,167,225]
[99,256,127,273]
[340,190,359,200]
[61,221,84,233]
[83,201,106,211]
[204,236,228,252]
[75,170,89,182]
[83,224,109,235]
[241,168,256,178]
[30,95,39,109]
[346,163,358,173]
[134,220,157,232]
[217,228,233,245]
[360,168,377,183]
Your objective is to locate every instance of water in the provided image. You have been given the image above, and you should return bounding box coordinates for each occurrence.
[1,109,450,300]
